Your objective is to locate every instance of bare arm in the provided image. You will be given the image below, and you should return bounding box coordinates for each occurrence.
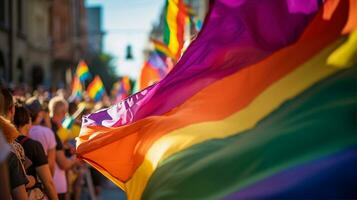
[36,164,58,200]
[25,175,36,189]
[47,148,56,176]
[0,162,11,200]
[55,150,76,170]
[11,185,29,200]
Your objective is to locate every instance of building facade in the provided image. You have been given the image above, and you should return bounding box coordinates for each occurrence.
[50,0,88,88]
[0,0,51,88]
[86,6,104,54]
[0,0,87,89]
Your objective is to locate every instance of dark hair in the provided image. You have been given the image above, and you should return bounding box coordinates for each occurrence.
[0,92,4,115]
[1,88,14,114]
[68,102,78,116]
[25,97,43,122]
[14,104,31,128]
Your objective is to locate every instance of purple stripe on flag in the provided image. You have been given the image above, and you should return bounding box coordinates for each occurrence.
[82,0,319,128]
[224,147,357,199]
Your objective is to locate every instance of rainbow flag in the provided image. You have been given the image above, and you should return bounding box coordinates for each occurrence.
[139,52,168,89]
[76,60,91,82]
[87,76,105,102]
[163,0,188,60]
[77,0,357,199]
[151,38,175,60]
[121,76,131,93]
[112,76,131,102]
[69,76,82,101]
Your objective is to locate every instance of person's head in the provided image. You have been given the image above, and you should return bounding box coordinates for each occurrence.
[25,97,44,125]
[13,104,32,135]
[0,116,19,143]
[1,88,15,121]
[49,96,68,121]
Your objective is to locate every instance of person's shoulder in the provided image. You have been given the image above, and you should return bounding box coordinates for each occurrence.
[31,125,54,133]
[27,138,42,147]
[21,137,42,151]
[30,125,55,138]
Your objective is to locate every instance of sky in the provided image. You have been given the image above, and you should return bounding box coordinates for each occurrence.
[86,0,166,79]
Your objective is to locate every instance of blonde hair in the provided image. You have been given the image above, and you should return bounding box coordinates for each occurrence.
[0,116,19,143]
[48,96,68,117]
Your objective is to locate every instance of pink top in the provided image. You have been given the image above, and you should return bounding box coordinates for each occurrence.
[29,125,56,154]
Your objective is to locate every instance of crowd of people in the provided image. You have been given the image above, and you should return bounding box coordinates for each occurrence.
[0,86,109,200]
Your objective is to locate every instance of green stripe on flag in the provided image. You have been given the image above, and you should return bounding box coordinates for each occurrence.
[163,1,171,46]
[142,66,357,200]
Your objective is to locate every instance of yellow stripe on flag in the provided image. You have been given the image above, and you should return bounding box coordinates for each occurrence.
[167,0,180,56]
[124,39,343,200]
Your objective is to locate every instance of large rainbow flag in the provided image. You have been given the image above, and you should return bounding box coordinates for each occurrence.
[77,0,357,199]
[87,76,105,102]
[76,60,91,82]
[163,0,188,60]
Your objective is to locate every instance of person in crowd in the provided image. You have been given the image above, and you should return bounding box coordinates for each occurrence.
[14,104,58,200]
[0,129,11,200]
[0,91,12,199]
[1,88,32,199]
[48,96,79,200]
[1,88,15,121]
[0,115,29,200]
[26,97,57,175]
[42,100,53,129]
[2,89,35,183]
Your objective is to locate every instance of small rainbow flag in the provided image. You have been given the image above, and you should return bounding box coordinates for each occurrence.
[139,52,168,89]
[87,76,105,102]
[163,0,188,60]
[69,76,82,101]
[112,76,131,102]
[151,38,175,60]
[76,60,91,82]
[121,76,131,93]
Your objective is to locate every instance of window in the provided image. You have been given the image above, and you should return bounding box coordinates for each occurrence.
[17,0,22,32]
[0,0,7,27]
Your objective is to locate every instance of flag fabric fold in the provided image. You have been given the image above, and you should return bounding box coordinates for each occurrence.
[77,0,356,199]
[81,0,320,128]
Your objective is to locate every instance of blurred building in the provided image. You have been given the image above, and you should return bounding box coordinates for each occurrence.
[0,0,88,89]
[86,6,104,54]
[0,0,51,89]
[50,0,88,89]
